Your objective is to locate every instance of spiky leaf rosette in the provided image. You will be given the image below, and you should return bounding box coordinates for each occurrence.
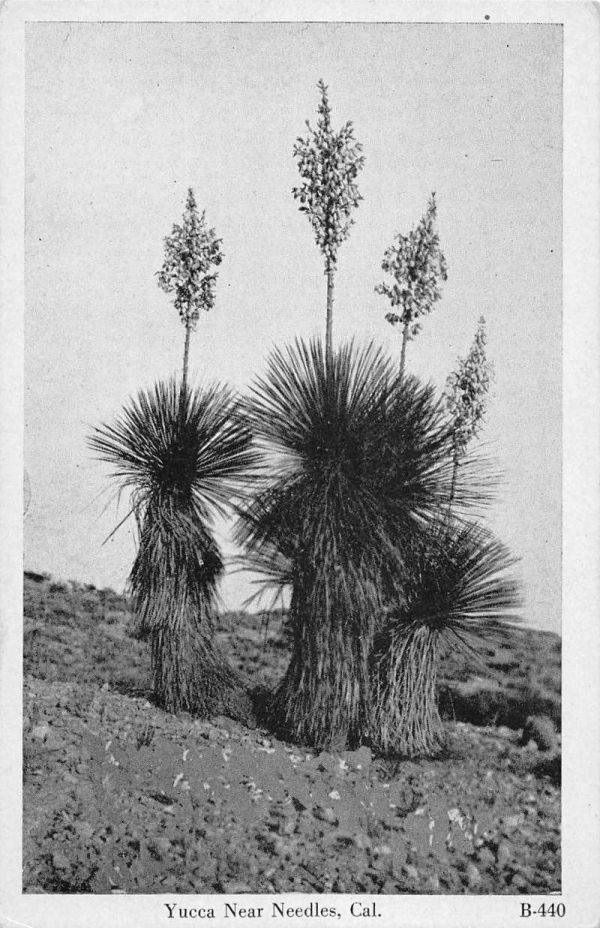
[89,379,256,718]
[237,338,464,748]
[371,520,522,758]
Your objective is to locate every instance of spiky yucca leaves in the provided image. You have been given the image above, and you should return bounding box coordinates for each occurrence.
[89,378,255,718]
[371,520,522,758]
[239,338,462,748]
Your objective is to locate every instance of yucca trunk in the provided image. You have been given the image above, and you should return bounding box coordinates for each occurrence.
[270,553,380,750]
[181,322,192,398]
[150,621,248,719]
[132,508,252,721]
[371,624,444,757]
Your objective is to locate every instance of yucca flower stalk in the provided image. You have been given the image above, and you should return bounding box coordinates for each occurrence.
[444,316,493,507]
[376,194,447,379]
[293,80,365,362]
[89,379,256,718]
[157,189,224,396]
[371,520,521,757]
[238,338,464,749]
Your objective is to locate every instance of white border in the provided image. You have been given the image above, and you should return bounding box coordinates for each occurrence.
[1,3,599,926]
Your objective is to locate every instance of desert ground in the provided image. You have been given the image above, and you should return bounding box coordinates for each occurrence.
[23,571,560,895]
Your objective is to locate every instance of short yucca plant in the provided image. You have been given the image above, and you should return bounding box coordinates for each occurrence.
[371,519,522,757]
[239,338,464,749]
[89,378,255,718]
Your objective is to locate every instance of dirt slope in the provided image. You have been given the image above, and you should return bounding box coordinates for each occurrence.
[22,573,561,894]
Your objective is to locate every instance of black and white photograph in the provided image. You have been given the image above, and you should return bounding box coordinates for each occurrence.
[1,3,599,926]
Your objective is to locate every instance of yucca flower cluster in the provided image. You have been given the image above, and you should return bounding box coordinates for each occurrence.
[445,316,493,459]
[376,194,448,376]
[292,80,365,271]
[157,188,223,331]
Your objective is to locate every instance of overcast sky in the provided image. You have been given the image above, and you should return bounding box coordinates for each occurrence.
[24,22,562,631]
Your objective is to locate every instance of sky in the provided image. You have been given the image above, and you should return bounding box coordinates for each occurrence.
[24,21,562,631]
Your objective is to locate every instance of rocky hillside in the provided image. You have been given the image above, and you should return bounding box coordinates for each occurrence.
[23,571,561,894]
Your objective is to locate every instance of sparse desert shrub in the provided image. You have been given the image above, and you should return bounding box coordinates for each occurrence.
[79,592,101,615]
[521,715,558,752]
[522,685,561,730]
[24,570,50,584]
[49,581,69,595]
[439,680,511,728]
[102,609,124,626]
[532,751,561,785]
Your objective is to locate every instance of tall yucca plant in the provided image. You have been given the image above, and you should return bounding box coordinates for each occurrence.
[371,519,521,757]
[89,378,255,718]
[238,338,462,749]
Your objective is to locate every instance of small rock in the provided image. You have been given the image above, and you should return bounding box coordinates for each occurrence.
[477,847,496,868]
[44,732,63,751]
[381,878,399,893]
[427,874,440,892]
[52,851,71,871]
[31,723,50,741]
[77,821,94,840]
[313,805,338,826]
[502,813,525,832]
[352,746,372,770]
[281,818,296,836]
[374,844,392,856]
[510,873,530,891]
[403,864,419,881]
[496,841,512,869]
[352,833,371,850]
[466,862,482,887]
[76,783,94,802]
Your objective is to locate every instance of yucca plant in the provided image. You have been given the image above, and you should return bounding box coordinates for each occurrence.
[371,519,522,757]
[89,378,256,718]
[238,337,466,749]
